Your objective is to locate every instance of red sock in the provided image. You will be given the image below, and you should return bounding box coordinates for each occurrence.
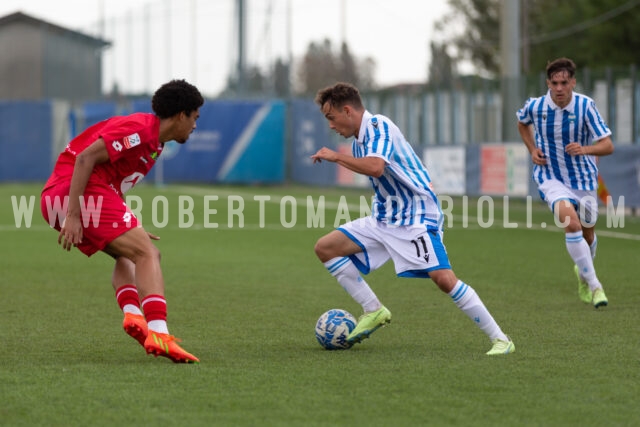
[115,285,141,312]
[141,294,167,322]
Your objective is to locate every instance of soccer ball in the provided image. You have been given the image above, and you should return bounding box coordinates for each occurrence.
[315,309,357,350]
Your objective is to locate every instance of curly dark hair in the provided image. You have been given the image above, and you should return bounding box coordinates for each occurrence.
[314,82,364,110]
[546,58,576,80]
[151,79,204,119]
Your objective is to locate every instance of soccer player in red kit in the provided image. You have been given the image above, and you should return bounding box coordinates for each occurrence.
[41,80,204,363]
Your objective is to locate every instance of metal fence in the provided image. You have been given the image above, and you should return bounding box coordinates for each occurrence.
[362,65,640,147]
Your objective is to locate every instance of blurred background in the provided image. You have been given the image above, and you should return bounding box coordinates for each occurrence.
[0,0,639,207]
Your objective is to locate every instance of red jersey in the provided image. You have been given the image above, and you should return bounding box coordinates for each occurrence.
[43,113,163,197]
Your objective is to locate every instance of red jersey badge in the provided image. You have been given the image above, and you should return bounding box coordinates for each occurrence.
[122,133,141,149]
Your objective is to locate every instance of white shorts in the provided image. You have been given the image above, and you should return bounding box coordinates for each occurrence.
[538,179,598,226]
[338,216,451,278]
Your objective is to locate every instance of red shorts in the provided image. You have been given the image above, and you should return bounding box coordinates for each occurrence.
[41,181,140,256]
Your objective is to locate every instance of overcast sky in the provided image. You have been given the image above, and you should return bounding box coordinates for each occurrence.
[0,0,450,97]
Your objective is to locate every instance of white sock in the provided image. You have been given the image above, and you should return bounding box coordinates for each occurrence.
[324,257,381,313]
[147,320,169,334]
[590,235,598,259]
[449,280,508,342]
[122,304,143,316]
[566,231,602,291]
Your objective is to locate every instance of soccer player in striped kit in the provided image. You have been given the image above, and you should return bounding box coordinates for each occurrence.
[517,57,614,308]
[311,82,514,355]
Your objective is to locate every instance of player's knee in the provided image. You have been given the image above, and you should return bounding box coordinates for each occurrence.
[149,243,161,263]
[151,244,162,263]
[430,269,457,293]
[314,237,332,262]
[128,241,161,264]
[565,218,582,233]
[313,239,326,259]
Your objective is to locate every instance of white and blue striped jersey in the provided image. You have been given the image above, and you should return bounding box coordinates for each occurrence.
[353,110,440,227]
[516,91,611,191]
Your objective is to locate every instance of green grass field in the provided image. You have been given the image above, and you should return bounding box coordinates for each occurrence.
[1,183,639,427]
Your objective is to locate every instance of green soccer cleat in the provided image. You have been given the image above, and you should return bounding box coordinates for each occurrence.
[592,288,608,309]
[574,265,592,304]
[486,337,515,356]
[346,306,392,344]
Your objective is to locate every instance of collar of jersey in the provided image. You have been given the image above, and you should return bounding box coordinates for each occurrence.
[544,89,576,111]
[357,110,374,143]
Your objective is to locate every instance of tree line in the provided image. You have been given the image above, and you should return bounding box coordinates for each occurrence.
[221,0,640,97]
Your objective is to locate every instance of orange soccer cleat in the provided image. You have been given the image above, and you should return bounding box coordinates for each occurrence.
[144,332,200,364]
[123,313,148,347]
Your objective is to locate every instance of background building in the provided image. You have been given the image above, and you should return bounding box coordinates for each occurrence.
[0,11,109,102]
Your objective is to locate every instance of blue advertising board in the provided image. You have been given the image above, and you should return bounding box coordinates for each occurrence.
[289,99,336,185]
[0,101,52,181]
[156,100,285,183]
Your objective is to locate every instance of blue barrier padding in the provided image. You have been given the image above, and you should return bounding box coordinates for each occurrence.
[0,100,52,181]
[221,101,285,183]
[289,98,337,185]
[598,146,640,207]
[130,99,152,114]
[82,101,117,129]
[158,100,286,183]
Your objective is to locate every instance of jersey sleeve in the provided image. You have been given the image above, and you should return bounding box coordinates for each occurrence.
[101,117,149,162]
[584,99,612,141]
[364,116,393,162]
[516,97,535,125]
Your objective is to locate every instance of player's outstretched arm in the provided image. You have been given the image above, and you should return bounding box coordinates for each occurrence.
[311,147,385,177]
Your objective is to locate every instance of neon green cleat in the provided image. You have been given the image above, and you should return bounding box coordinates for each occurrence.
[486,337,515,355]
[592,288,608,309]
[346,306,391,344]
[574,265,592,304]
